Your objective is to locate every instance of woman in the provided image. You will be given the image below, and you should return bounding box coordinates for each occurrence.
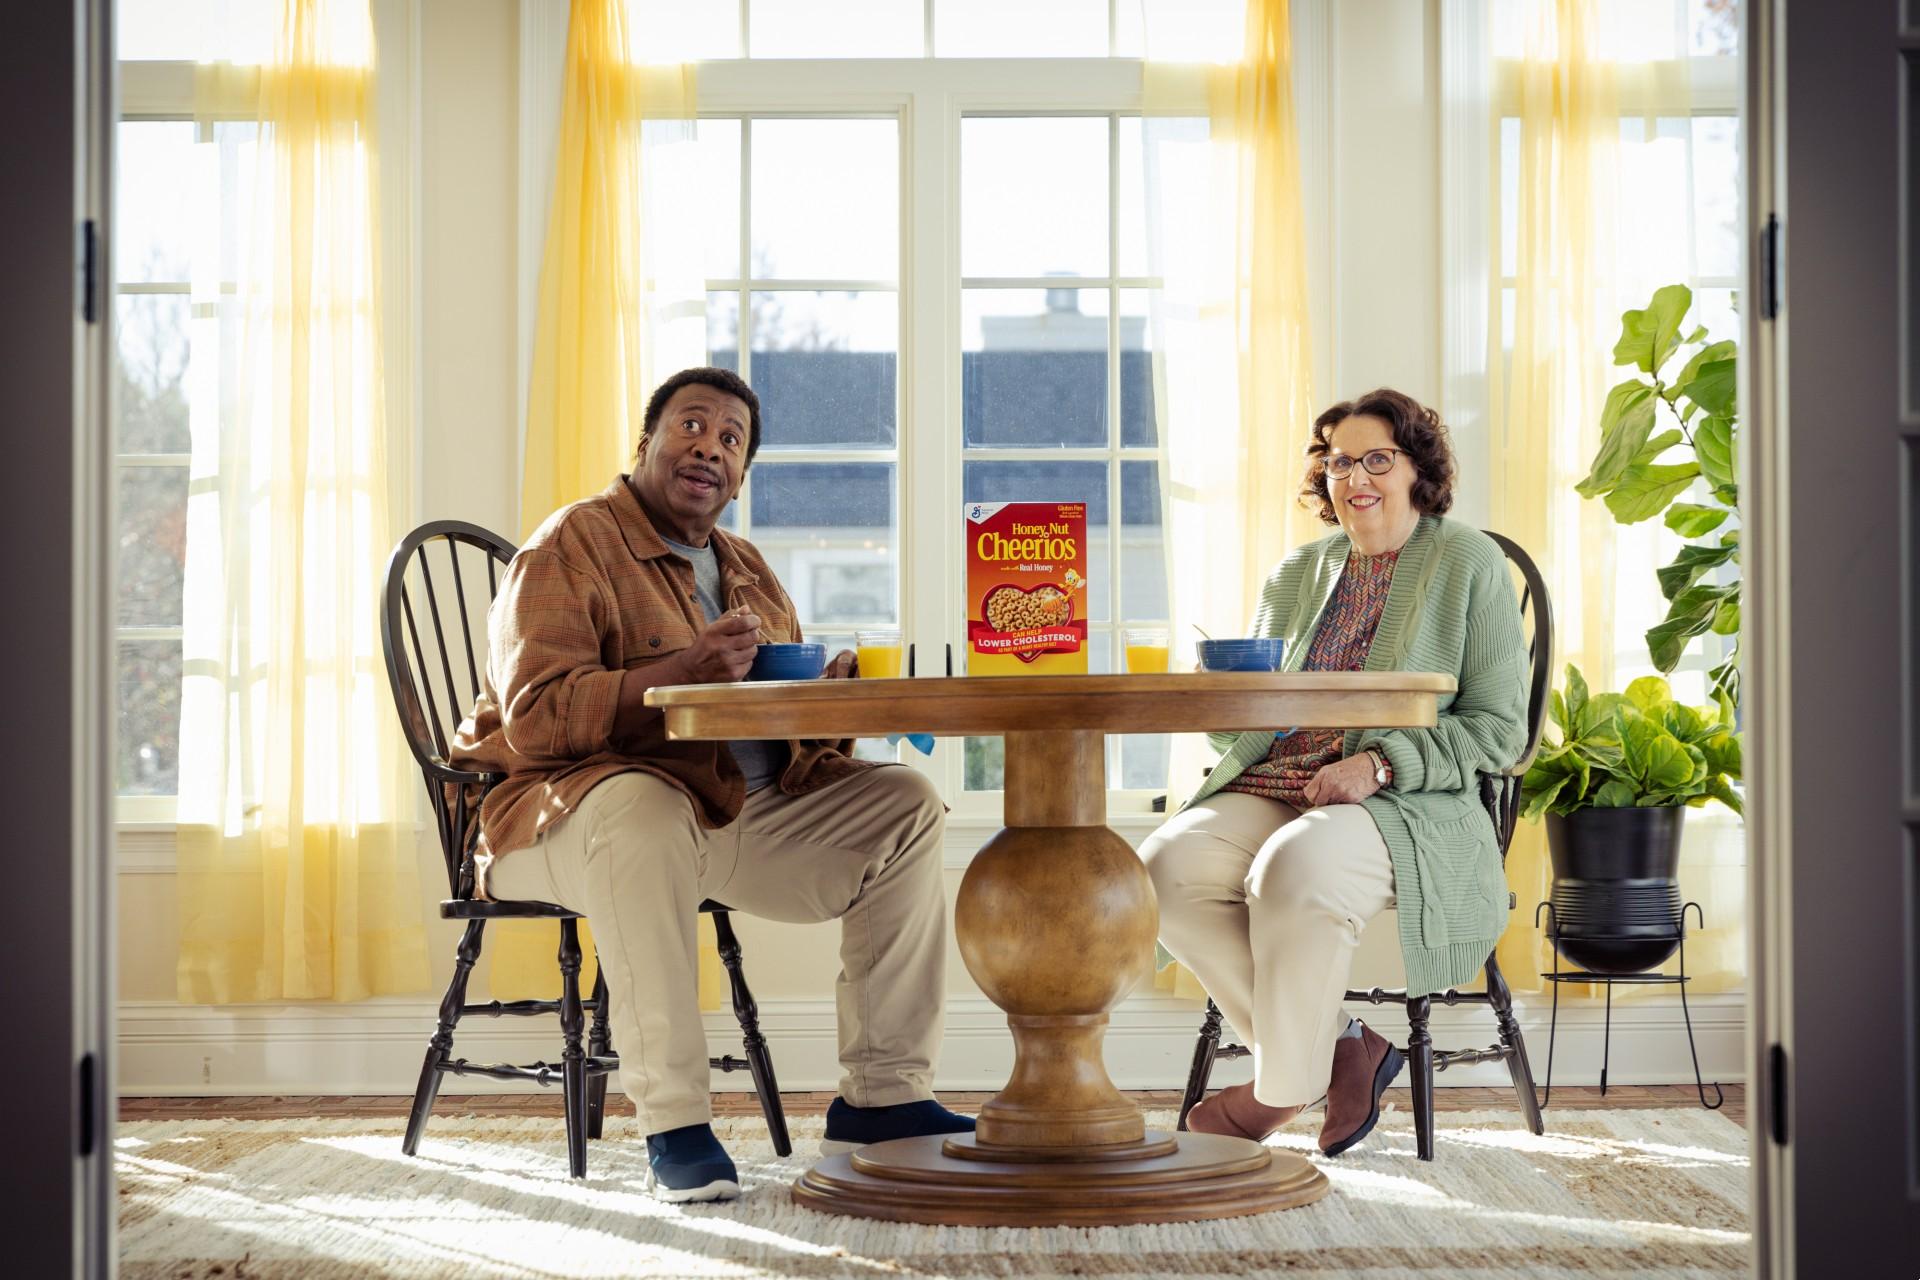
[1139,388,1527,1156]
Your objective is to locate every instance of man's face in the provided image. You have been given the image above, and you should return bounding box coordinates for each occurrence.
[632,383,752,539]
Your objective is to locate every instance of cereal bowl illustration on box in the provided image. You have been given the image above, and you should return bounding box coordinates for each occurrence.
[965,501,1089,674]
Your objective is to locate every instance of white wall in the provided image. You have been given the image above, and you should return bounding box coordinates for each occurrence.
[116,0,1741,1095]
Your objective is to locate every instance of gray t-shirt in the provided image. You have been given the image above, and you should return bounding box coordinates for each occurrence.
[661,535,789,793]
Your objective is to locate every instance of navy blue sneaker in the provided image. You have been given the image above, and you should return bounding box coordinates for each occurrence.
[644,1123,740,1202]
[821,1098,977,1155]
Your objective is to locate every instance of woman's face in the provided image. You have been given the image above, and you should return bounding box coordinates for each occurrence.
[1325,413,1421,551]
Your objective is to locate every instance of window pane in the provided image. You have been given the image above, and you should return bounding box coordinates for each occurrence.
[1118,288,1157,446]
[1499,117,1519,280]
[707,290,742,372]
[963,289,1108,447]
[117,121,196,284]
[628,0,742,60]
[117,0,275,61]
[118,466,189,627]
[963,461,1111,622]
[698,120,742,281]
[119,639,182,796]
[750,119,898,281]
[748,462,896,627]
[1118,460,1167,622]
[751,0,921,56]
[750,291,898,448]
[1688,0,1738,55]
[115,293,191,454]
[1115,0,1245,61]
[962,117,1109,279]
[936,0,1106,56]
[1692,116,1740,279]
[1692,286,1739,345]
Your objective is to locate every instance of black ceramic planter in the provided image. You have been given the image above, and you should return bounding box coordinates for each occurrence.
[1543,805,1686,974]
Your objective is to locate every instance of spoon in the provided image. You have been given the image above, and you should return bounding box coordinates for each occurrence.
[1192,623,1214,642]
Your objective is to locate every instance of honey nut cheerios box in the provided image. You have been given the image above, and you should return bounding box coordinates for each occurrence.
[964,501,1089,675]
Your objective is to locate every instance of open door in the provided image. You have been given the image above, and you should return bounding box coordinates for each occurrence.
[1747,0,1920,1272]
[0,0,117,1274]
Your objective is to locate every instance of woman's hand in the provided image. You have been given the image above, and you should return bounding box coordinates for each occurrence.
[1303,753,1383,807]
[820,649,858,679]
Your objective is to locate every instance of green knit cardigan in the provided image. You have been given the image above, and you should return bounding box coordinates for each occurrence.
[1185,515,1529,997]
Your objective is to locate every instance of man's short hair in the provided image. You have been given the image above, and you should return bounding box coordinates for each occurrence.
[640,366,763,467]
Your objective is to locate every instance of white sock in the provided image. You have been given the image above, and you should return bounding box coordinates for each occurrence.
[1339,1018,1363,1041]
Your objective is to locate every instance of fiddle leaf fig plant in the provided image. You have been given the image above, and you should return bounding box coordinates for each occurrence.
[1573,283,1741,708]
[1520,665,1742,821]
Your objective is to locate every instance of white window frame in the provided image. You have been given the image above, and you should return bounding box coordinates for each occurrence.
[517,40,1212,821]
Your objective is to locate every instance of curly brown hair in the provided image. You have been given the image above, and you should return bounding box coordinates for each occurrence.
[1298,388,1456,526]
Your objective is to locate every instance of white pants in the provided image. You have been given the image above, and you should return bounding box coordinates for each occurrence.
[1138,792,1396,1107]
[488,766,949,1135]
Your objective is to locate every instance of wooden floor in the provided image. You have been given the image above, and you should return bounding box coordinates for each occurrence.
[121,1084,1744,1129]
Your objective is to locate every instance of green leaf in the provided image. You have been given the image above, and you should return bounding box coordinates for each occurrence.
[1576,381,1659,498]
[1665,502,1730,537]
[1520,774,1569,821]
[1632,428,1685,466]
[1605,461,1703,524]
[1656,542,1738,599]
[1709,651,1741,708]
[1614,284,1693,375]
[1712,482,1739,507]
[1712,596,1741,636]
[1696,416,1736,489]
[1669,338,1735,399]
[1591,779,1637,808]
[1624,675,1673,711]
[1702,729,1743,780]
[1713,682,1737,730]
[1682,358,1737,417]
[1622,715,1697,792]
[1549,688,1567,732]
[1645,584,1733,671]
[1579,691,1629,739]
[1680,324,1708,345]
[1705,774,1744,816]
[1720,526,1741,546]
[1564,664,1589,728]
[1662,701,1710,743]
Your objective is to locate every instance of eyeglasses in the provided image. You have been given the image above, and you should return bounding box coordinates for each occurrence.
[1324,448,1408,480]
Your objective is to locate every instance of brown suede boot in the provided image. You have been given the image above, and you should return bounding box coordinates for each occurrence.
[1185,1082,1318,1142]
[1317,1021,1405,1157]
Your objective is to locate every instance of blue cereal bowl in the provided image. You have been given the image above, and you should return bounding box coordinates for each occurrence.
[748,642,826,682]
[1197,637,1285,672]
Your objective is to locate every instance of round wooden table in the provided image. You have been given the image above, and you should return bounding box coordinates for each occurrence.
[646,671,1455,1226]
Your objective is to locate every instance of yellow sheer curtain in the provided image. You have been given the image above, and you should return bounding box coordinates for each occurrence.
[1142,0,1319,996]
[491,0,718,1006]
[175,0,429,1003]
[1489,0,1622,995]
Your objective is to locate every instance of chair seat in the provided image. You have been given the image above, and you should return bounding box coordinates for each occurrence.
[439,898,580,920]
[442,896,737,920]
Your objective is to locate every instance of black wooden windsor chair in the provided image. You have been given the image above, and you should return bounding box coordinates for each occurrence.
[1176,530,1553,1160]
[379,519,790,1177]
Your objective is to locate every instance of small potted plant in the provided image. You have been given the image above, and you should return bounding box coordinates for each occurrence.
[1519,665,1741,973]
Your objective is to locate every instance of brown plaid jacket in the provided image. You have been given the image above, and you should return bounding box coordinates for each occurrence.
[451,476,873,875]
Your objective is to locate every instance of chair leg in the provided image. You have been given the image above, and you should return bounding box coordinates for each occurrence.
[713,910,791,1158]
[1485,952,1544,1135]
[1178,1000,1226,1132]
[1407,995,1436,1161]
[558,919,589,1179]
[586,963,612,1140]
[404,919,484,1158]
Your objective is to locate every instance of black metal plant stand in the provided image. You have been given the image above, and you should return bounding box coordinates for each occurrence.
[1533,900,1724,1110]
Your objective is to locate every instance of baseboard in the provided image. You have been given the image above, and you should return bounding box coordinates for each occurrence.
[117,990,1745,1096]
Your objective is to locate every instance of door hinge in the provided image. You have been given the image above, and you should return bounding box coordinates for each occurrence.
[78,1051,98,1157]
[77,219,99,325]
[1758,214,1781,321]
[1767,1042,1788,1146]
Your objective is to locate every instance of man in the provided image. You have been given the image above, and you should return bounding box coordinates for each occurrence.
[453,367,970,1202]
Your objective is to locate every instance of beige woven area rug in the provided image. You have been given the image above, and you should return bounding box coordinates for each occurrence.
[118,1107,1749,1279]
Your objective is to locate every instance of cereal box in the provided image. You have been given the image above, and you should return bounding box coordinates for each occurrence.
[964,501,1089,675]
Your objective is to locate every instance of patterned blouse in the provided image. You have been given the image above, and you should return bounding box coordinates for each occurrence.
[1220,547,1400,809]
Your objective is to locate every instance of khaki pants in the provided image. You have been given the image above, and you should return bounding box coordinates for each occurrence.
[1138,792,1396,1107]
[488,765,948,1135]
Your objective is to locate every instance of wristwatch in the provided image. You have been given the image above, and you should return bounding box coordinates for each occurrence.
[1365,748,1392,787]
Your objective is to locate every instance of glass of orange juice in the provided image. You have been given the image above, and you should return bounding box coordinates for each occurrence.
[1123,628,1170,674]
[856,628,904,678]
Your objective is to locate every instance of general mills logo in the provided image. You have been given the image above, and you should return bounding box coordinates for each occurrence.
[969,505,984,520]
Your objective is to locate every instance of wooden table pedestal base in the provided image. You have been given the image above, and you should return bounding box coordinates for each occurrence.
[791,1130,1328,1226]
